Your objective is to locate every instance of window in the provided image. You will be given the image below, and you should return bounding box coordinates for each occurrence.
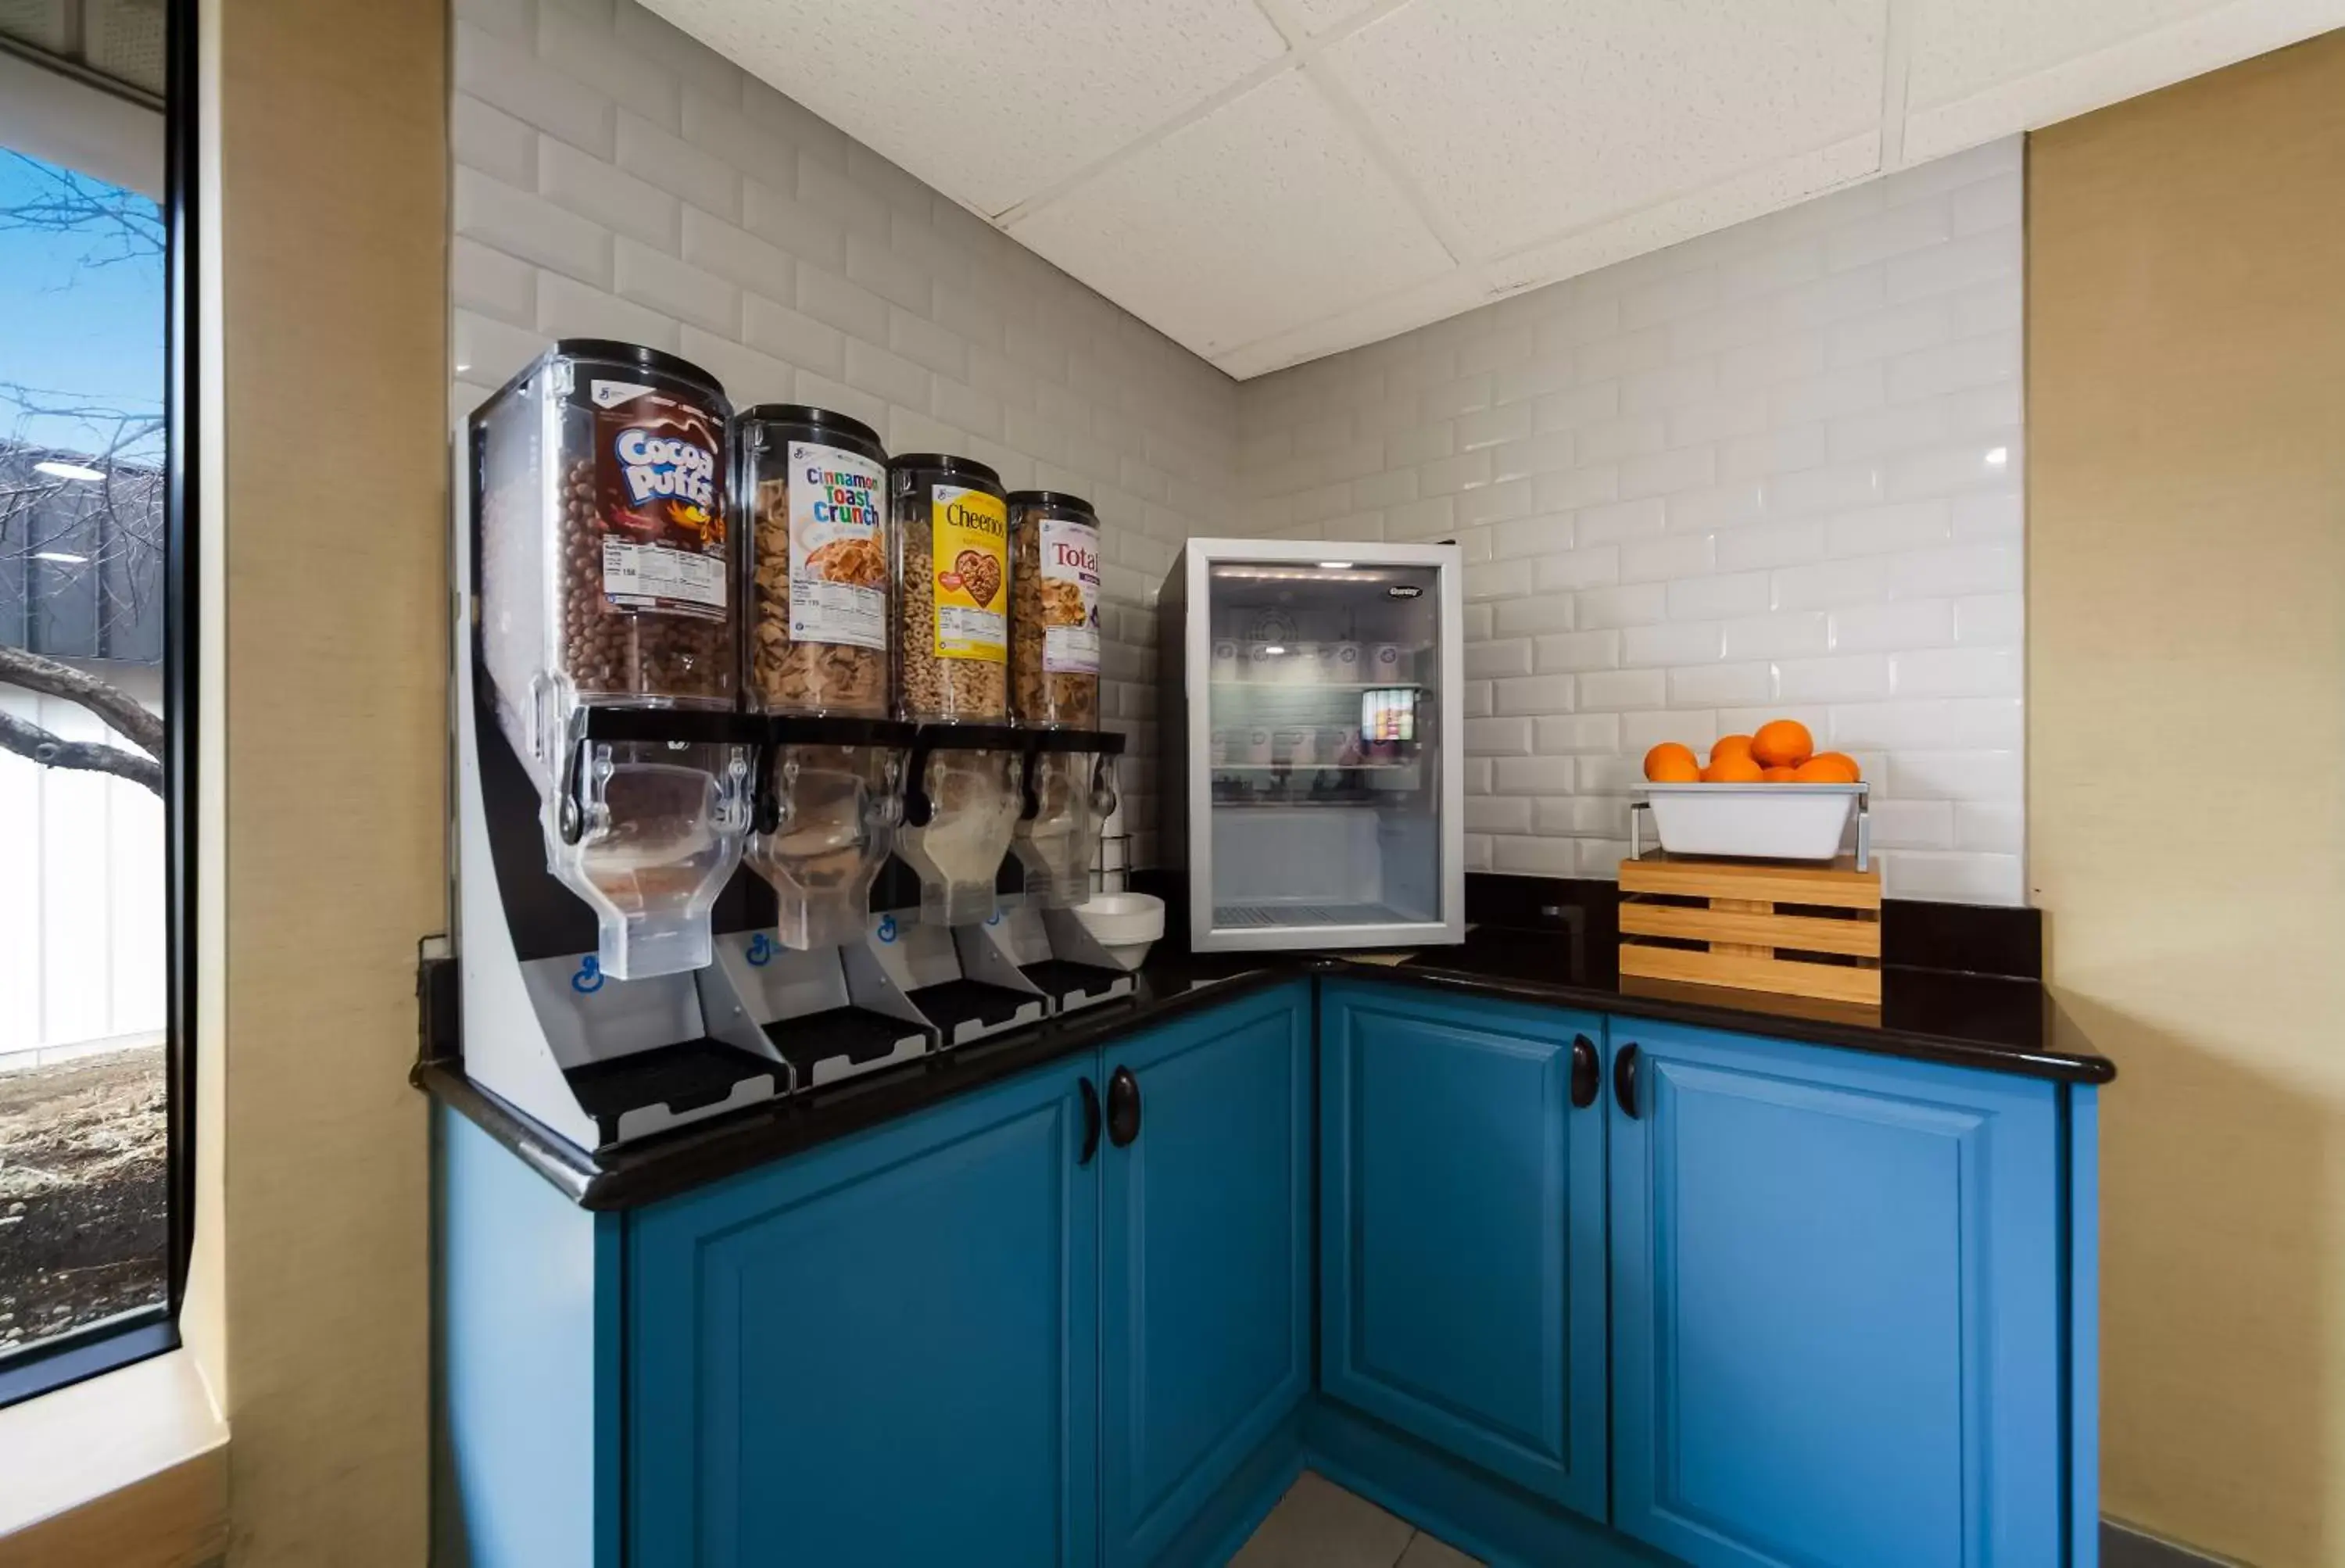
[0,2,190,1406]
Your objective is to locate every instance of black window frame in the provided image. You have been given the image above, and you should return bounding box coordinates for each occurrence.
[0,0,199,1411]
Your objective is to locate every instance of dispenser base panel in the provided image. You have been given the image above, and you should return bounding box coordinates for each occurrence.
[906,979,1047,1046]
[762,1007,931,1090]
[1019,959,1136,1016]
[564,1040,781,1146]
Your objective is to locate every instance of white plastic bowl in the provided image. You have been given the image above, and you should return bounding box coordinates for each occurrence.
[1638,782,1864,861]
[1072,892,1165,970]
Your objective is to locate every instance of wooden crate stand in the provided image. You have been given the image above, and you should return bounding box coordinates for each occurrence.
[1617,856,1882,1005]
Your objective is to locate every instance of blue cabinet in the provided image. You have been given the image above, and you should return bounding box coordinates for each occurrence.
[1317,983,1610,1519]
[1606,1021,2064,1568]
[1101,983,1312,1567]
[625,1054,1102,1568]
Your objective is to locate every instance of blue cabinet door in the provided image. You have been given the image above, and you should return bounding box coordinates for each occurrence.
[1318,982,1610,1519]
[1608,1021,2063,1568]
[627,1054,1101,1568]
[1101,983,1312,1568]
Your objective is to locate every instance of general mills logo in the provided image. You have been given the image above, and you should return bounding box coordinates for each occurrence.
[615,428,715,509]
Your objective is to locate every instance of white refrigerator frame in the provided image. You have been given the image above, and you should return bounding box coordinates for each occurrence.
[1176,537,1466,954]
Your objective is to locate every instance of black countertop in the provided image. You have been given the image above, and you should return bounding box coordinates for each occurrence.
[417,918,2111,1212]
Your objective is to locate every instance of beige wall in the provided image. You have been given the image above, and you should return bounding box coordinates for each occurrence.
[189,0,448,1560]
[2029,32,2345,1566]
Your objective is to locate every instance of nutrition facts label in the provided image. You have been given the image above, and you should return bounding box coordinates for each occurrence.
[603,539,725,611]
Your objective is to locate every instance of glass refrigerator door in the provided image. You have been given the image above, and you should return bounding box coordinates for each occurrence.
[1200,557,1451,945]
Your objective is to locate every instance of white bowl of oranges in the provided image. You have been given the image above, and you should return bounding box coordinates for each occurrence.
[1635,720,1866,861]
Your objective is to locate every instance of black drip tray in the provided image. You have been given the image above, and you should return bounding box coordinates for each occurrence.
[908,979,1047,1044]
[1020,959,1135,1011]
[762,1007,930,1084]
[564,1039,782,1145]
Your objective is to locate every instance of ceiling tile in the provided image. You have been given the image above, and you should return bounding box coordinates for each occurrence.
[1322,0,1889,259]
[1907,0,2236,109]
[1008,73,1454,361]
[1266,0,1387,40]
[641,0,1290,216]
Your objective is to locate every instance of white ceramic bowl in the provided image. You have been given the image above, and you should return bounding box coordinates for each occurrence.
[1638,782,1864,861]
[1072,892,1165,970]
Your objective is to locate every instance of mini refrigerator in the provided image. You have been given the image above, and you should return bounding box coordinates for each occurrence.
[1158,539,1465,952]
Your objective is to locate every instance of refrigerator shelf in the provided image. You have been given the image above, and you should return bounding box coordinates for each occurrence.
[1212,900,1427,929]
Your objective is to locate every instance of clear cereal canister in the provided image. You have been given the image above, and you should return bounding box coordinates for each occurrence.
[1006,489,1112,906]
[471,340,751,979]
[890,453,1022,924]
[734,405,908,949]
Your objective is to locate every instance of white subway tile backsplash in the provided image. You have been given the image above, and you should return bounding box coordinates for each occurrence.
[453,93,538,189]
[1533,466,1619,514]
[1774,653,1892,703]
[1663,571,1770,622]
[1722,610,1829,660]
[1668,660,1770,707]
[1890,646,2022,698]
[617,109,737,221]
[1619,445,1716,500]
[456,166,613,288]
[1714,518,1825,571]
[1534,381,1621,432]
[615,239,738,336]
[1624,620,1726,668]
[1494,756,1575,794]
[1829,598,1957,653]
[1466,639,1535,680]
[535,270,679,349]
[1577,668,1667,711]
[541,138,680,252]
[1620,532,1713,584]
[1953,592,2024,646]
[1534,630,1621,672]
[1491,432,1576,484]
[1466,718,1534,756]
[1495,674,1579,714]
[1663,481,1766,533]
[453,238,537,326]
[456,20,616,157]
[1576,583,1668,629]
[1535,714,1622,754]
[1574,497,1666,545]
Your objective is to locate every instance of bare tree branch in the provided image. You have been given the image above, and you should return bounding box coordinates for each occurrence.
[0,152,166,269]
[0,709,160,794]
[0,646,163,755]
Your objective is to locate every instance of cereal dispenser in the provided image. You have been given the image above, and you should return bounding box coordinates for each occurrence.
[887,454,1025,926]
[1005,490,1118,908]
[453,342,782,1152]
[709,406,942,1090]
[734,405,912,950]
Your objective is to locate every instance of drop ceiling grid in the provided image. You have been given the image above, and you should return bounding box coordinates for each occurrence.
[643,0,2345,377]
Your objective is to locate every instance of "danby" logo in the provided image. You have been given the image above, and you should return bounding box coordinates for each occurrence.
[616,428,715,508]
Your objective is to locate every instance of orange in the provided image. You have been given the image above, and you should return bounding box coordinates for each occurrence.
[1792,754,1859,784]
[1761,766,1799,782]
[1702,754,1764,784]
[1751,718,1814,769]
[1643,742,1700,782]
[1811,750,1862,781]
[1710,733,1756,766]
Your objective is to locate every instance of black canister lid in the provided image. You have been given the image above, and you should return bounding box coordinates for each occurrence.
[550,338,726,398]
[891,453,1003,491]
[739,403,886,460]
[1005,489,1096,516]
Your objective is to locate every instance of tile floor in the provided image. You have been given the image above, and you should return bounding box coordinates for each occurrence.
[1230,1471,1484,1567]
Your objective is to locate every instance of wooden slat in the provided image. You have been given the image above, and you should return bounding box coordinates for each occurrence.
[1710,896,1774,958]
[1619,856,1881,910]
[1618,943,1883,1005]
[1619,902,1881,958]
